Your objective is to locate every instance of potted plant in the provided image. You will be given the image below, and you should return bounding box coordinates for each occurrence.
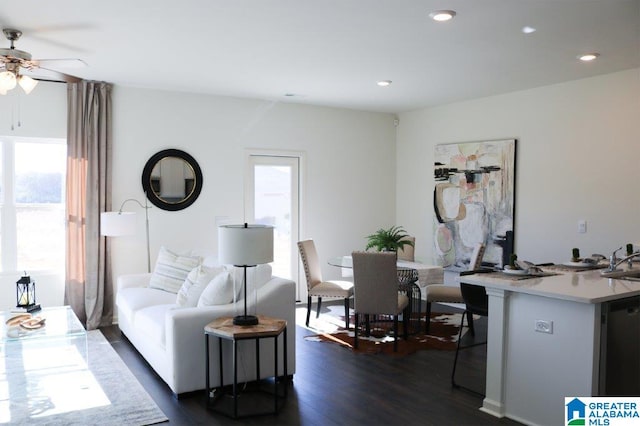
[365,225,414,253]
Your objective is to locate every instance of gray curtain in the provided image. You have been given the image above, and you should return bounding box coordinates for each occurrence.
[65,81,113,330]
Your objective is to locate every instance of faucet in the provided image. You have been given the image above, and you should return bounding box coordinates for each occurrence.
[607,246,622,271]
[606,248,640,272]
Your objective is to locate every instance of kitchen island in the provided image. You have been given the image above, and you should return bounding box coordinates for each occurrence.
[458,268,640,426]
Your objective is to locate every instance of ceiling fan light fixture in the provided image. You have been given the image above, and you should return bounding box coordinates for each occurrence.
[18,75,38,94]
[0,70,17,91]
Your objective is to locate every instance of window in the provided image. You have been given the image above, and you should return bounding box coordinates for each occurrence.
[0,136,66,273]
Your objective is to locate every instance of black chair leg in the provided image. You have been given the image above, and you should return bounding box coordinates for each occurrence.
[316,297,322,318]
[451,310,466,387]
[306,295,312,327]
[451,310,487,396]
[344,297,350,329]
[466,310,475,336]
[393,316,399,352]
[354,312,359,349]
[365,314,371,337]
[403,310,409,340]
[425,301,432,334]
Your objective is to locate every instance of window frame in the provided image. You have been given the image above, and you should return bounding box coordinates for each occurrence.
[0,135,67,275]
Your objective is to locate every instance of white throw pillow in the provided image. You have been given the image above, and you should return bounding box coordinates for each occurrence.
[176,265,224,307]
[197,271,235,306]
[149,246,201,294]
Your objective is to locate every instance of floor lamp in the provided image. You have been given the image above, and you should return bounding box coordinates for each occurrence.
[218,223,274,326]
[101,198,152,273]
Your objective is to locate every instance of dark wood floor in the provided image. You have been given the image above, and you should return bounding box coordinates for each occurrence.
[101,302,521,426]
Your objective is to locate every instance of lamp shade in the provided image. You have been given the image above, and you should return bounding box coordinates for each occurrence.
[18,75,38,94]
[218,224,274,266]
[0,71,17,91]
[101,211,137,236]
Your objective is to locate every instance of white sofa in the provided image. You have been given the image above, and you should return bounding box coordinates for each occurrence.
[116,262,296,397]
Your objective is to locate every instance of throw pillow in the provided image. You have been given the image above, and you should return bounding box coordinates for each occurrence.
[149,246,201,294]
[197,271,235,306]
[176,264,224,307]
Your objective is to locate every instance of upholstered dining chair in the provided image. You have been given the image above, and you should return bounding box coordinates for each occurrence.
[397,236,416,261]
[297,240,354,329]
[451,282,489,396]
[424,243,485,335]
[351,251,409,352]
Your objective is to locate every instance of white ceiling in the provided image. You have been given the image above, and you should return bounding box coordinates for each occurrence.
[2,0,639,113]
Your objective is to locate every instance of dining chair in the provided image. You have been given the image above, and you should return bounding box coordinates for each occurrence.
[297,240,354,329]
[451,282,488,396]
[397,236,415,261]
[351,251,409,352]
[424,243,485,335]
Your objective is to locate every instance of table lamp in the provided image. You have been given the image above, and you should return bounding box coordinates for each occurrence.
[218,223,274,326]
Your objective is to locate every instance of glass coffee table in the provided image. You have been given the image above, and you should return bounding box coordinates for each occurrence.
[1,306,87,363]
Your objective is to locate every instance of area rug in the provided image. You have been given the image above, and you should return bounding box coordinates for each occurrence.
[0,330,168,425]
[304,312,470,356]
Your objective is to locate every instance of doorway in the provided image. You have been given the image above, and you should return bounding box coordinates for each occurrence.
[245,152,302,299]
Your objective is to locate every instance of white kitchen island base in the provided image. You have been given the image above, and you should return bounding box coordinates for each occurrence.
[460,270,640,426]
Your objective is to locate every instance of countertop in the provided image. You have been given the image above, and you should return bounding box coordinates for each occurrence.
[458,268,640,304]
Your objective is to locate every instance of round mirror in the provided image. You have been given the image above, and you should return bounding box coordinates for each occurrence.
[141,149,203,211]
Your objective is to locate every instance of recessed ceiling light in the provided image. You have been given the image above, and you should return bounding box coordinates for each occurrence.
[429,10,456,22]
[578,53,600,62]
[522,26,536,34]
[377,80,392,87]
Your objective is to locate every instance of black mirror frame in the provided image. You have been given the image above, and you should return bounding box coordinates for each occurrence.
[141,149,203,211]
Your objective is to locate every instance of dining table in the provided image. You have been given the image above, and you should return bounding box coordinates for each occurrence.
[327,255,445,334]
[327,255,444,287]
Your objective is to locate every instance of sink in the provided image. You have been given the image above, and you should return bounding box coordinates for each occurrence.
[601,269,640,281]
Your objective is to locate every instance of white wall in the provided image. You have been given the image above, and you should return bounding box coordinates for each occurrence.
[0,83,396,312]
[111,87,397,291]
[7,68,636,312]
[0,82,67,311]
[396,69,640,265]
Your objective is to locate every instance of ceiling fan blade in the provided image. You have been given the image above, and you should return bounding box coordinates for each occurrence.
[27,34,91,54]
[21,66,81,84]
[33,58,88,69]
[0,21,95,54]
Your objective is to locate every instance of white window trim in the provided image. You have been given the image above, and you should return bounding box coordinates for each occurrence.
[0,135,66,275]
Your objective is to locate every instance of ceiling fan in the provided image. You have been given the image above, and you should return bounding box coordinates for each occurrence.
[0,28,86,95]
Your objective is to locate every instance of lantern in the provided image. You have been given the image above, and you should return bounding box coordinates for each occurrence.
[16,273,40,312]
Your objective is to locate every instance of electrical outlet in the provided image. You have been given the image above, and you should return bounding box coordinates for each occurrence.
[535,319,553,334]
[578,220,587,233]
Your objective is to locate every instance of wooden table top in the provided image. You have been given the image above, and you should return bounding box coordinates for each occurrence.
[204,316,286,339]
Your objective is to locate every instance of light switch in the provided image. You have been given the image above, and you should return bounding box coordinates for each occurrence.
[578,220,587,234]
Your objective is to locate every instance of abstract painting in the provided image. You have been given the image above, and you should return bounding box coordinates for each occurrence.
[433,139,516,268]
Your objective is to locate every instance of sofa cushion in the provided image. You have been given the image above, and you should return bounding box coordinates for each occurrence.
[117,287,177,324]
[134,304,175,348]
[197,271,235,306]
[149,246,201,294]
[176,264,224,307]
